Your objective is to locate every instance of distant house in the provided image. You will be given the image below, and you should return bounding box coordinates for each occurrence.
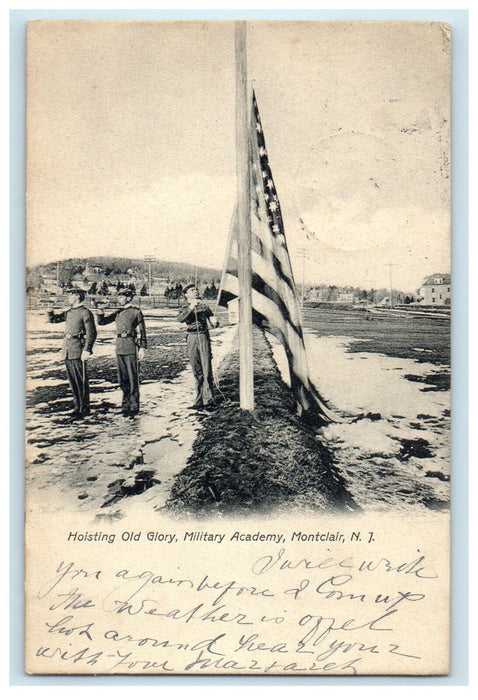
[338,292,355,303]
[227,298,239,324]
[417,274,451,306]
[83,263,103,278]
[40,279,62,295]
[307,287,328,302]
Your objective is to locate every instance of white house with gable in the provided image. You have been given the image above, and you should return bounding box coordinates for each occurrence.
[417,274,451,306]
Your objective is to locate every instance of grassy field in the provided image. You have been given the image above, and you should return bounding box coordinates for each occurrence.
[302,307,450,366]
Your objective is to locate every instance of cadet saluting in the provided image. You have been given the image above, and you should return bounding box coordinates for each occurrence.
[96,288,147,416]
[46,288,97,419]
[177,284,219,410]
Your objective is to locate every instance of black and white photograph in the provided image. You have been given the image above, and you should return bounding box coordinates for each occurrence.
[25,20,451,675]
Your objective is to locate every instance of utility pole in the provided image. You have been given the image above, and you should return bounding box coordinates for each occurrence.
[144,256,157,296]
[387,263,394,308]
[297,247,310,311]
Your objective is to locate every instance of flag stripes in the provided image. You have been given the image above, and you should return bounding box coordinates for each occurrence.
[226,257,303,339]
[218,91,345,423]
[250,234,296,293]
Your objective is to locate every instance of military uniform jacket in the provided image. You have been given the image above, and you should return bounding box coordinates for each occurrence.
[177,303,213,333]
[97,305,147,355]
[47,305,97,360]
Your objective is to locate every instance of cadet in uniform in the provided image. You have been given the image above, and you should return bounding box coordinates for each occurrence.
[96,289,147,416]
[177,284,219,410]
[46,288,97,418]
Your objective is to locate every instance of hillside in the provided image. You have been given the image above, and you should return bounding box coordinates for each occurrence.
[29,256,221,278]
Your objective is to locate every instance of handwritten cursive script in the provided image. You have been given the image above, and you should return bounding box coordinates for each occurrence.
[27,541,445,675]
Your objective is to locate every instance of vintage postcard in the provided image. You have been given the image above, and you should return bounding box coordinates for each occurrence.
[25,20,451,675]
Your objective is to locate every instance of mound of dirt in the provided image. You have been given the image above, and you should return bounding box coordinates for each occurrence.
[167,328,358,515]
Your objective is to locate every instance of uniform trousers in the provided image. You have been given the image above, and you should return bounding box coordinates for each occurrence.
[187,331,214,406]
[117,354,140,413]
[65,359,90,414]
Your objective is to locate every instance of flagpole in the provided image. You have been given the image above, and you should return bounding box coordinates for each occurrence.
[235,21,254,411]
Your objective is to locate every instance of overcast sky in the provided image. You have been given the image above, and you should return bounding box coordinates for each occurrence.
[27,20,450,292]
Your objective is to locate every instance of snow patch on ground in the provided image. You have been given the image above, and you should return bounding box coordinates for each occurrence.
[307,335,448,420]
[26,308,449,515]
[26,316,237,518]
[269,331,450,511]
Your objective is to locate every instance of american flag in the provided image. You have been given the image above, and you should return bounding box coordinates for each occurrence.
[218,92,343,423]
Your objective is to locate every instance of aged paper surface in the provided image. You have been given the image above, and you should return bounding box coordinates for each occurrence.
[25,20,451,675]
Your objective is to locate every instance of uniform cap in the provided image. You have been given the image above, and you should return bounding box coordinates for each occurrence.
[66,288,86,301]
[118,288,134,299]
